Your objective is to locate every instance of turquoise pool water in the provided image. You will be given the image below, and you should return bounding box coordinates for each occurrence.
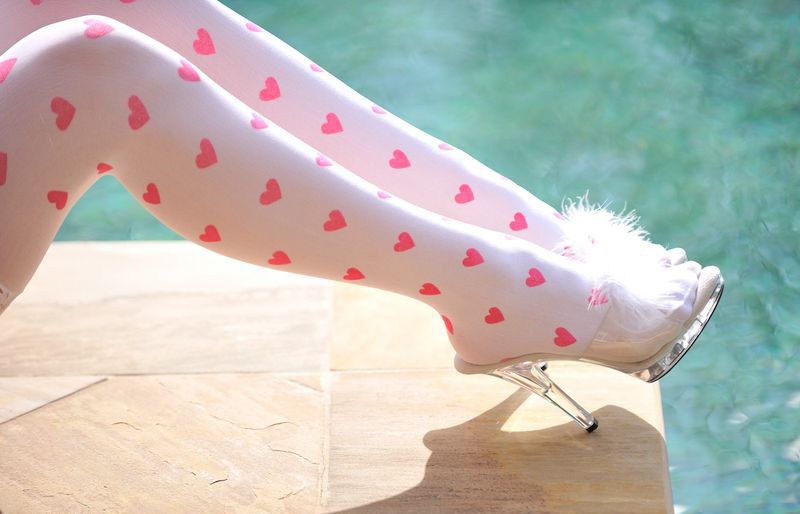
[54,1,799,511]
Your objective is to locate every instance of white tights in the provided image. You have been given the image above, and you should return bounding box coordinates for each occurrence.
[0,1,697,366]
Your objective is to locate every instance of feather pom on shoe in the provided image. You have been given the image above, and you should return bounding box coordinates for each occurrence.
[553,193,688,333]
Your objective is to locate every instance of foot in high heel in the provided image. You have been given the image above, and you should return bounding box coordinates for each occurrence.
[455,263,724,433]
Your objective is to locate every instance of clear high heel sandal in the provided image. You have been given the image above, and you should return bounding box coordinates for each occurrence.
[454,265,725,432]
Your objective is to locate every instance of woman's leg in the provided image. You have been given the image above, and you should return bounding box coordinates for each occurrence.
[1,0,658,257]
[0,16,626,366]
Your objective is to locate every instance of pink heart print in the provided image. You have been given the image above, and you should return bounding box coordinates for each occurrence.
[321,113,343,134]
[259,77,281,101]
[195,138,218,168]
[419,282,441,295]
[323,209,347,231]
[588,288,609,305]
[376,190,392,199]
[388,149,410,169]
[343,267,365,280]
[462,247,484,267]
[47,190,68,210]
[142,182,161,204]
[525,267,546,287]
[50,97,76,131]
[199,224,221,242]
[96,162,113,174]
[259,178,282,205]
[193,28,216,55]
[484,307,505,324]
[178,59,200,82]
[509,212,528,231]
[268,250,291,265]
[454,184,474,203]
[250,113,268,129]
[553,327,577,347]
[393,231,415,252]
[127,95,150,130]
[83,19,114,39]
[315,154,332,167]
[245,21,263,32]
[441,314,454,334]
[0,58,17,84]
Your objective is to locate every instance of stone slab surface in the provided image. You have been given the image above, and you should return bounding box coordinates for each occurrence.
[0,242,331,375]
[0,242,673,513]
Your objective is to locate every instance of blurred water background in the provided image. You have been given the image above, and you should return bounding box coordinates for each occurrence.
[54,1,800,511]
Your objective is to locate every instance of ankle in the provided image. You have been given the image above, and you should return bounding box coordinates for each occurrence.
[438,243,612,366]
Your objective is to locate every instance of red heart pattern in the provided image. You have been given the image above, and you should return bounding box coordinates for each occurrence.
[50,97,76,131]
[323,209,347,231]
[393,231,415,252]
[0,58,17,84]
[321,113,343,134]
[250,112,268,129]
[259,77,281,101]
[142,182,161,204]
[419,282,441,295]
[484,307,504,324]
[441,315,454,334]
[128,95,149,130]
[454,184,474,203]
[178,59,200,82]
[509,212,528,231]
[588,288,609,306]
[343,267,364,280]
[47,190,68,210]
[195,138,217,168]
[316,154,332,167]
[553,327,576,347]
[389,149,410,169]
[199,224,221,242]
[193,28,215,55]
[462,247,484,267]
[96,162,113,174]
[268,250,291,265]
[259,178,282,205]
[526,267,546,287]
[84,19,114,39]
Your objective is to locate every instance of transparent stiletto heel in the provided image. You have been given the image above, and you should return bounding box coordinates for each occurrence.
[456,266,725,433]
[490,360,597,432]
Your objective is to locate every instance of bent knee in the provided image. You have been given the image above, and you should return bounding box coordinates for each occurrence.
[2,15,176,80]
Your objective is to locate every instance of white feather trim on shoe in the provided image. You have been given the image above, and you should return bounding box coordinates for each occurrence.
[553,193,690,334]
